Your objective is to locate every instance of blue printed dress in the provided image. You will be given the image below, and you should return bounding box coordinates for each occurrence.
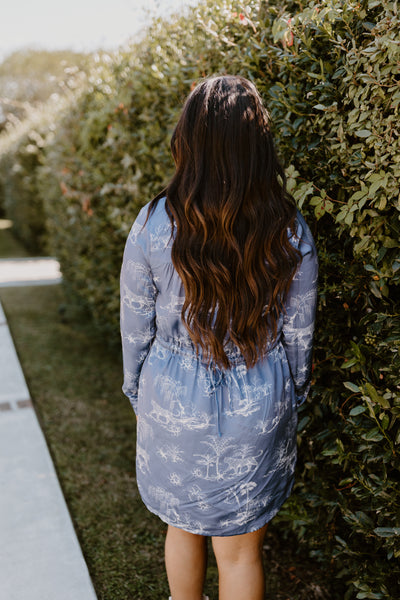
[120,198,318,536]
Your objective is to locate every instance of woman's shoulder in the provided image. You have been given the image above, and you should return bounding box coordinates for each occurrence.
[125,196,169,248]
[134,196,168,227]
[131,196,172,255]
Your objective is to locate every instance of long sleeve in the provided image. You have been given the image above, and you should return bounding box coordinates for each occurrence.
[281,214,318,406]
[120,208,157,414]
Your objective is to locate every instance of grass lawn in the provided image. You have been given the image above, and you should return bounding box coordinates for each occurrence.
[0,219,31,258]
[0,229,333,599]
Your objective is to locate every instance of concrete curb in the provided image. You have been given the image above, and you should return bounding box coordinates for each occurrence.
[0,299,98,600]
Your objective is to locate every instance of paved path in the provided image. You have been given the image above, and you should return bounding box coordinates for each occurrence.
[0,261,98,600]
[0,257,62,287]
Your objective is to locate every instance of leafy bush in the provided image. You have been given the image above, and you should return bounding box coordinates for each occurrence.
[0,49,91,130]
[1,0,399,597]
[0,61,87,252]
[265,4,400,598]
[0,104,64,252]
[39,49,184,333]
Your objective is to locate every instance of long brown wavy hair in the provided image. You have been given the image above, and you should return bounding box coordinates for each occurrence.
[148,75,300,369]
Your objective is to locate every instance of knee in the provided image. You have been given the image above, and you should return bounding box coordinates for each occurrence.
[211,534,264,568]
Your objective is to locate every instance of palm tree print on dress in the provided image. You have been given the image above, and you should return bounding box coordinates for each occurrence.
[193,435,248,481]
[219,482,266,529]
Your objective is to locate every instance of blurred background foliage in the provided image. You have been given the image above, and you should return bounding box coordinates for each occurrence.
[0,49,90,248]
[0,0,399,598]
[0,49,90,128]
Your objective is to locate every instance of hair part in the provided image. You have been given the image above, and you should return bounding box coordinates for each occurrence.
[148,75,301,369]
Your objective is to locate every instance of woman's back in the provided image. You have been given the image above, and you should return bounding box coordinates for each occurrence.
[120,192,317,535]
[122,195,316,366]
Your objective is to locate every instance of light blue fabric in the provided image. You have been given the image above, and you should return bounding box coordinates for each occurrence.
[120,198,318,536]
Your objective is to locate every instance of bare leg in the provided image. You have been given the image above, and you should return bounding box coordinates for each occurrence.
[212,524,268,600]
[165,524,208,600]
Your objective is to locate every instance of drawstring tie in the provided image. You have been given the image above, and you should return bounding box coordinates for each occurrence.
[210,366,249,437]
[153,336,253,437]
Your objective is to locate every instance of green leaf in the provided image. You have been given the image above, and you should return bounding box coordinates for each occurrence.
[382,237,399,249]
[364,264,377,273]
[361,428,384,442]
[349,189,368,202]
[334,535,348,547]
[341,358,358,369]
[363,383,390,408]
[369,176,388,197]
[369,281,382,299]
[344,211,354,225]
[350,405,366,416]
[379,414,390,430]
[374,527,400,538]
[297,416,310,432]
[355,129,372,138]
[344,381,360,393]
[321,449,337,456]
[354,237,371,253]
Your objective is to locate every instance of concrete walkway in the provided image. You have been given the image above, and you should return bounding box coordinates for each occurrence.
[0,260,98,600]
[0,257,62,287]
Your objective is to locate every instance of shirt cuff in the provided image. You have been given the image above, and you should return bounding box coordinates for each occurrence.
[295,380,311,406]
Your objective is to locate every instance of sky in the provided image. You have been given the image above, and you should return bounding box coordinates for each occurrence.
[0,0,199,61]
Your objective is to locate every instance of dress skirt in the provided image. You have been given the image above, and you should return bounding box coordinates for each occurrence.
[136,336,298,536]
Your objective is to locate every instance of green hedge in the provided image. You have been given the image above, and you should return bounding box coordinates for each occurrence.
[0,116,50,253]
[0,57,88,252]
[0,0,399,597]
[39,50,184,331]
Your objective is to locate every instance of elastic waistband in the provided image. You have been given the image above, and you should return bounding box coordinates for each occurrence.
[154,335,280,370]
[153,335,282,438]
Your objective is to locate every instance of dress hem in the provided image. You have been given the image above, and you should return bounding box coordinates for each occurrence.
[140,492,292,537]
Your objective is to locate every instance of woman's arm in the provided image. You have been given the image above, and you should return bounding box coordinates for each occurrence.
[281,218,318,406]
[120,209,157,414]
